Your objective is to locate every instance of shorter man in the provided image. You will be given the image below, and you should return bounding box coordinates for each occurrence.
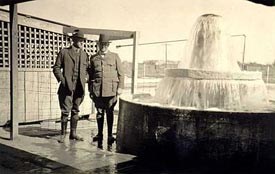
[53,29,89,143]
[88,34,124,150]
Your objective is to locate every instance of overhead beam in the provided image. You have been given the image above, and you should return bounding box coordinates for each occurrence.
[0,0,34,6]
[0,8,71,34]
[247,0,275,6]
[63,27,135,40]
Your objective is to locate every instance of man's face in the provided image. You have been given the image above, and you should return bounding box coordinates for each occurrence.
[72,37,85,49]
[98,42,110,53]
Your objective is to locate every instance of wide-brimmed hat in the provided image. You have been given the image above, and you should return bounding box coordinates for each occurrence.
[71,29,86,40]
[98,34,111,43]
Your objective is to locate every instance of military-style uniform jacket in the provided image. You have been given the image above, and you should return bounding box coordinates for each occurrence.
[88,51,124,97]
[53,46,89,95]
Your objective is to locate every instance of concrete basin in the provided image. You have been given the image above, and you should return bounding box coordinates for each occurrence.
[117,94,275,166]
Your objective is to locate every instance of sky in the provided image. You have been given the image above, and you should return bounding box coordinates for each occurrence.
[1,0,275,64]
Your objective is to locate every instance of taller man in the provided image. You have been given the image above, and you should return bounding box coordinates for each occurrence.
[53,29,89,143]
[88,34,124,150]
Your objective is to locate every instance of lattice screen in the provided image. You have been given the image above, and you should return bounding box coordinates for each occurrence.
[0,21,9,68]
[0,20,97,69]
[0,19,96,124]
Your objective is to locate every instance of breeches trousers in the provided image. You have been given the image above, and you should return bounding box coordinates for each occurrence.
[58,88,84,122]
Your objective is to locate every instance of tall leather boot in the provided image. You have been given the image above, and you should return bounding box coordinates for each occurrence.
[58,121,67,143]
[93,113,104,142]
[93,113,104,149]
[69,115,84,141]
[107,110,116,151]
[97,135,103,149]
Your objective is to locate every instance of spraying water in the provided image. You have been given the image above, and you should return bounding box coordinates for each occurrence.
[154,14,269,111]
[182,14,240,72]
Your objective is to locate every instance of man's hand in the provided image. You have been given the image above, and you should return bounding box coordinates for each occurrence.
[117,88,123,95]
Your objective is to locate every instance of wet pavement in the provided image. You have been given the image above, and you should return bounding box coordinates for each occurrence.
[0,115,274,174]
[0,115,137,173]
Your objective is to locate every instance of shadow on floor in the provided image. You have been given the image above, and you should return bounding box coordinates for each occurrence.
[18,127,60,138]
[1,126,60,139]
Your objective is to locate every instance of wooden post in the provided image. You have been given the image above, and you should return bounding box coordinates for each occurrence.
[131,31,139,94]
[10,4,19,139]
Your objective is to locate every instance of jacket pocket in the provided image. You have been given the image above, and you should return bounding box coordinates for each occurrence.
[107,62,116,72]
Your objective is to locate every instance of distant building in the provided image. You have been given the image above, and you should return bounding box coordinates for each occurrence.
[244,63,275,83]
[122,60,180,78]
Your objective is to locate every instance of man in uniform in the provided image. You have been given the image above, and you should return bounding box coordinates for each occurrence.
[88,34,124,150]
[53,29,89,143]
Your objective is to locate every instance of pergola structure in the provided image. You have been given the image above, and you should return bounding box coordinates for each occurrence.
[0,0,139,140]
